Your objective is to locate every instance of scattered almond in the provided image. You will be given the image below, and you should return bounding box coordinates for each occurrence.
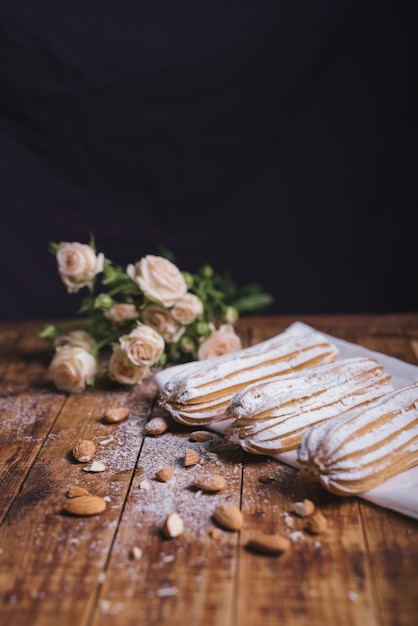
[162,512,184,538]
[246,532,291,555]
[67,484,90,498]
[83,461,106,473]
[292,499,315,518]
[103,406,130,424]
[213,503,243,531]
[189,430,212,442]
[184,449,200,467]
[194,473,227,492]
[155,465,175,482]
[72,439,96,463]
[258,474,275,484]
[304,511,328,534]
[144,417,169,435]
[63,495,107,516]
[208,527,222,540]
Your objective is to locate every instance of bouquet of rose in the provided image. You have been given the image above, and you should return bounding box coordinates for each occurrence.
[39,236,273,394]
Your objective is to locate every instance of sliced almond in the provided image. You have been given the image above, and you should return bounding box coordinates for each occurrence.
[103,407,130,424]
[67,484,90,498]
[292,499,315,518]
[155,466,175,483]
[63,495,107,516]
[213,503,243,531]
[184,449,200,467]
[83,461,106,473]
[72,439,96,463]
[162,512,184,538]
[130,546,143,560]
[194,473,227,492]
[189,430,212,442]
[144,417,169,436]
[304,511,328,534]
[246,532,291,555]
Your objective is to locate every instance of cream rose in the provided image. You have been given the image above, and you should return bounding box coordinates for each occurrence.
[126,255,187,307]
[171,293,204,325]
[49,346,97,393]
[56,242,104,293]
[104,303,139,324]
[142,305,185,342]
[118,324,165,367]
[53,329,97,352]
[197,324,242,361]
[108,345,149,385]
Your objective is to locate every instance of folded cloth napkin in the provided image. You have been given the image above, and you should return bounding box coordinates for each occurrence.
[155,322,418,520]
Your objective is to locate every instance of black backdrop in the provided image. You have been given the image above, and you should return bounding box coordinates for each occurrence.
[1,0,417,320]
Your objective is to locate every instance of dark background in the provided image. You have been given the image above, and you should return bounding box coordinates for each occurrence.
[1,0,417,321]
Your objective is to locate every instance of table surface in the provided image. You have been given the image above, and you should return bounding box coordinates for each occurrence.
[1,313,418,626]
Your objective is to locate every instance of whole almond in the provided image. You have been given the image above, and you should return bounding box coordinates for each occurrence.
[213,503,243,531]
[63,495,107,516]
[246,533,291,555]
[144,417,169,436]
[156,466,175,482]
[184,449,200,467]
[68,484,90,498]
[189,430,212,442]
[305,511,328,534]
[103,407,130,424]
[194,473,227,492]
[72,440,96,463]
[162,512,184,538]
[292,499,315,518]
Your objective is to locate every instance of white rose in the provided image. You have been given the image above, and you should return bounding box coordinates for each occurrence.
[56,242,104,293]
[171,293,204,325]
[142,305,185,342]
[104,303,139,324]
[53,329,97,352]
[108,346,149,385]
[197,324,242,361]
[118,324,165,367]
[127,255,187,307]
[49,346,97,393]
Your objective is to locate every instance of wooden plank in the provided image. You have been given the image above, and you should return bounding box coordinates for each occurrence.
[236,455,378,626]
[0,326,66,522]
[89,415,244,626]
[359,501,418,626]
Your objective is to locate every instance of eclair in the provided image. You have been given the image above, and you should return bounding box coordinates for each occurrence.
[296,382,418,495]
[225,357,393,454]
[158,324,338,425]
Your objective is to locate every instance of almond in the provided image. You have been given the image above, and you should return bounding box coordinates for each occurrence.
[63,495,107,516]
[67,484,90,498]
[155,465,175,482]
[246,532,291,555]
[162,512,184,538]
[194,473,227,492]
[72,440,96,463]
[304,511,328,534]
[144,417,169,435]
[213,503,243,531]
[184,449,200,467]
[189,430,212,442]
[103,407,130,424]
[292,499,315,518]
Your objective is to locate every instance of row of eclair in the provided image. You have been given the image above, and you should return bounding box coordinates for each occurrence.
[158,323,418,496]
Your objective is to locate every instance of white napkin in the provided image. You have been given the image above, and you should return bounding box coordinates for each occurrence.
[155,322,418,521]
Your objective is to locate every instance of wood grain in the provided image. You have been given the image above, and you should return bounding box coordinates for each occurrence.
[0,314,417,626]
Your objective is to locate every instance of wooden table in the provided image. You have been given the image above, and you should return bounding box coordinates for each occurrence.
[1,313,418,626]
